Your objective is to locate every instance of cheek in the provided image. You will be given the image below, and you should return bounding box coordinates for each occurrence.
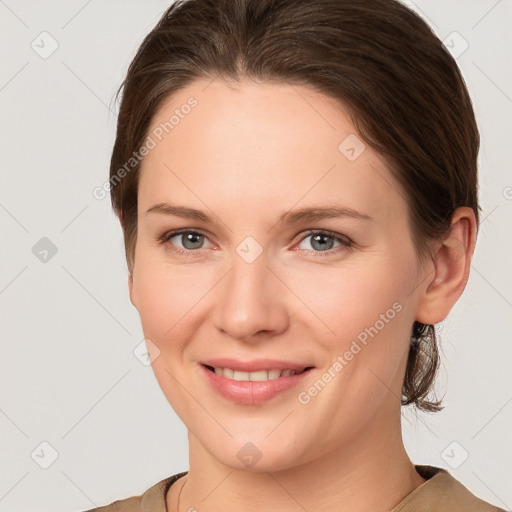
[132,256,216,347]
[291,261,411,340]
[131,260,207,413]
[133,269,175,337]
[293,260,414,396]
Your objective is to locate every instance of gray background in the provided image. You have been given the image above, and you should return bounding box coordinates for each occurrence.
[0,1,511,511]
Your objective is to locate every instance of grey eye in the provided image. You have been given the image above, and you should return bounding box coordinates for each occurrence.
[172,231,206,250]
[308,233,336,251]
[298,232,343,252]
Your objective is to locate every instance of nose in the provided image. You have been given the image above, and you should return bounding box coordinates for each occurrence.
[212,249,290,344]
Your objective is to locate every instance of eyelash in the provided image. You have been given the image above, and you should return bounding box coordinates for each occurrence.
[158,229,352,257]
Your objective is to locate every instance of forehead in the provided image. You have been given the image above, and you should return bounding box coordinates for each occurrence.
[138,78,407,223]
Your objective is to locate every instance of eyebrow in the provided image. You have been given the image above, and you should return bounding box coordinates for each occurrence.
[145,202,372,224]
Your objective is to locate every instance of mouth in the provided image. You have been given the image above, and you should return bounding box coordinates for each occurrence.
[199,360,316,405]
[202,364,314,381]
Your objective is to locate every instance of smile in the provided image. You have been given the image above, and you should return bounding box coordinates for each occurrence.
[200,362,315,405]
[205,365,310,381]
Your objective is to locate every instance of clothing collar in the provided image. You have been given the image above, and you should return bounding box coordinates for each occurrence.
[138,465,504,512]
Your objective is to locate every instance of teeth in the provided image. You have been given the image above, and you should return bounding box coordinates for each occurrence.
[268,369,282,379]
[233,370,249,381]
[211,367,300,381]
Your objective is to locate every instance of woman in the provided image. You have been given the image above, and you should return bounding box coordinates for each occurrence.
[86,0,505,510]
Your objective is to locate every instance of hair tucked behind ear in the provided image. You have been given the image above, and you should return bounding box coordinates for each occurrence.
[402,322,443,412]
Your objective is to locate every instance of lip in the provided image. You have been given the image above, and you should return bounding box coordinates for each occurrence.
[200,358,313,373]
[199,360,315,405]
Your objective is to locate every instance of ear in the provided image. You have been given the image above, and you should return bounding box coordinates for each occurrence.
[416,207,477,325]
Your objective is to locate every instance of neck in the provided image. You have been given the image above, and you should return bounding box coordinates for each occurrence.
[170,409,425,512]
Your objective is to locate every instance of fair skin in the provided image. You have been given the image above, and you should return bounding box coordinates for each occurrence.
[128,78,476,512]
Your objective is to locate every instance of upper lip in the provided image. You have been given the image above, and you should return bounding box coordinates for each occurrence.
[201,358,314,372]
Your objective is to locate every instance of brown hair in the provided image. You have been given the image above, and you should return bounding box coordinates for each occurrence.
[109,0,480,412]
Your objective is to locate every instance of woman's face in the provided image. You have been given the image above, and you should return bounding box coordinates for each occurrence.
[130,78,431,471]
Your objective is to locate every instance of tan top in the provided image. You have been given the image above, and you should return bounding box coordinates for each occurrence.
[83,465,506,512]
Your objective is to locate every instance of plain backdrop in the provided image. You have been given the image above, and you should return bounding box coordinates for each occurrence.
[0,1,511,511]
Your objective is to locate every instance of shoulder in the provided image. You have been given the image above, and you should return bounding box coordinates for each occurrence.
[82,495,141,512]
[80,471,187,512]
[392,465,507,512]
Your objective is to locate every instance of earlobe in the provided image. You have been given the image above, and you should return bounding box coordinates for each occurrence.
[416,207,477,325]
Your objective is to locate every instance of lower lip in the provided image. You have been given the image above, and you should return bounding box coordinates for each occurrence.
[200,364,314,405]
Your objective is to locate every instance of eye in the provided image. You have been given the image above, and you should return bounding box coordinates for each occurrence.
[295,230,352,256]
[159,229,212,254]
[159,228,352,257]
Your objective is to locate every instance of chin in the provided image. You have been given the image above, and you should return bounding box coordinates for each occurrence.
[203,436,308,473]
